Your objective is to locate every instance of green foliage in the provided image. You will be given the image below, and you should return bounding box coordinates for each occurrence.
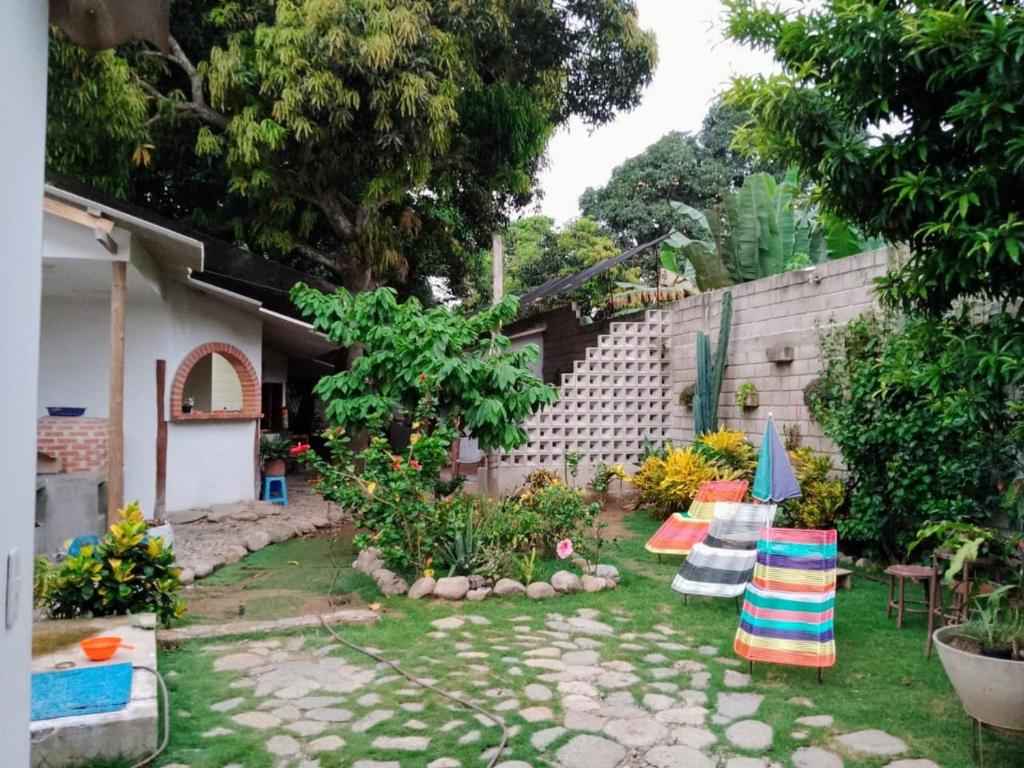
[782,448,846,530]
[48,0,656,293]
[44,502,185,625]
[440,504,483,577]
[735,382,758,408]
[34,556,56,608]
[519,484,600,556]
[259,434,291,459]
[694,291,732,435]
[815,311,1024,558]
[523,468,563,492]
[563,452,582,485]
[590,463,614,497]
[724,0,1024,313]
[515,547,539,586]
[291,285,557,450]
[662,171,879,291]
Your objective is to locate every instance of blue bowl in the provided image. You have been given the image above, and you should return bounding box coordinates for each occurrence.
[47,407,86,417]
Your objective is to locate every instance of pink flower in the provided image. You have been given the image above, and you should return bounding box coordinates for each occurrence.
[409,459,422,470]
[556,539,574,559]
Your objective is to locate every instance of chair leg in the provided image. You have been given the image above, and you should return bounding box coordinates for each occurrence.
[925,575,937,659]
[897,576,906,629]
[734,595,740,614]
[887,574,894,619]
[817,667,823,685]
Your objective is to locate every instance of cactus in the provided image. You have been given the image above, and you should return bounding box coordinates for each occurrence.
[693,290,733,435]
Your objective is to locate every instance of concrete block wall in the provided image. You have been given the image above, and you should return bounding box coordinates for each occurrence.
[493,309,676,493]
[668,247,891,462]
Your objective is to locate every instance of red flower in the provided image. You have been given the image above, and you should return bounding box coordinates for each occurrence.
[289,443,311,457]
[391,455,403,471]
[418,373,427,382]
[409,459,422,470]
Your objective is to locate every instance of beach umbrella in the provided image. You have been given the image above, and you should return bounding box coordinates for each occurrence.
[752,413,802,502]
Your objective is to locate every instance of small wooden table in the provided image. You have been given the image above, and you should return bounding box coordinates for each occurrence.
[835,567,853,590]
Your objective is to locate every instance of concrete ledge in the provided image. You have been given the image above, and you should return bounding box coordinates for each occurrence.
[157,607,380,645]
[31,614,159,768]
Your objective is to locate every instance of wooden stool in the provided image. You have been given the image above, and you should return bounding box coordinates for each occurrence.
[885,564,935,629]
[835,567,853,591]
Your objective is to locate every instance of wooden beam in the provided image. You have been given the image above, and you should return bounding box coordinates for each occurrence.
[155,360,167,519]
[107,261,126,525]
[44,197,115,234]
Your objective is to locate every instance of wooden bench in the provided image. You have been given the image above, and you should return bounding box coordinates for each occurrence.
[835,567,853,591]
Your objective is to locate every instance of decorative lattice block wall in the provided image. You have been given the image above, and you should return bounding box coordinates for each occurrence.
[496,309,676,484]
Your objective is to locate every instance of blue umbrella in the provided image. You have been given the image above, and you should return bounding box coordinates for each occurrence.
[752,413,802,502]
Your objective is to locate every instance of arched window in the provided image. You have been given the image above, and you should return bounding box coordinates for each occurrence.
[170,342,260,421]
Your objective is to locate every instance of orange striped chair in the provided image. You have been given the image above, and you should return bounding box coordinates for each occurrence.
[645,480,749,556]
[733,528,838,678]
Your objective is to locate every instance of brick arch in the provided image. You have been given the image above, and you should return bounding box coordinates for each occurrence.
[170,342,261,421]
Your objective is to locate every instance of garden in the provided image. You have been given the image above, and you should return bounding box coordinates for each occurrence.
[33,1,1024,767]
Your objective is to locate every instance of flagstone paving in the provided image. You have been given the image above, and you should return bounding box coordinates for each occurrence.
[183,607,934,767]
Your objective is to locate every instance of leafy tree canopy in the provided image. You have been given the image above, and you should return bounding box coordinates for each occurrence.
[724,0,1024,313]
[48,0,657,294]
[290,284,558,450]
[579,98,782,248]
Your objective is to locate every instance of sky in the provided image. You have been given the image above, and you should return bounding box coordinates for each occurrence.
[534,0,779,224]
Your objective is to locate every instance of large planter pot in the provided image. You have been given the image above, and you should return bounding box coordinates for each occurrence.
[146,522,174,551]
[264,457,287,476]
[933,624,1024,732]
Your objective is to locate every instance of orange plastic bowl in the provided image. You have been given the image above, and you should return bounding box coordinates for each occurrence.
[80,636,133,662]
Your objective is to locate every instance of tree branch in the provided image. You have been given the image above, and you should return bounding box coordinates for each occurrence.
[164,36,229,131]
[294,241,345,278]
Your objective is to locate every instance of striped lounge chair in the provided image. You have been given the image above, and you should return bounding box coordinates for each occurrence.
[646,480,749,556]
[734,528,838,676]
[671,501,778,599]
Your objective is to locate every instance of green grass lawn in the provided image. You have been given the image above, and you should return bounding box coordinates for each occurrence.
[143,510,1023,767]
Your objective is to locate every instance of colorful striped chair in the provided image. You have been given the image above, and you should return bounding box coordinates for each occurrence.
[671,501,778,599]
[646,480,749,556]
[734,528,838,678]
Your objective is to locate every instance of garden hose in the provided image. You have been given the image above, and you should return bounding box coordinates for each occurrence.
[317,615,510,768]
[129,665,171,768]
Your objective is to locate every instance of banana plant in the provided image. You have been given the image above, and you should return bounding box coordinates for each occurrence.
[661,170,881,291]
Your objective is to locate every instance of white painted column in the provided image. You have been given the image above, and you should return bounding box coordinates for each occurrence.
[0,0,48,761]
[491,232,504,304]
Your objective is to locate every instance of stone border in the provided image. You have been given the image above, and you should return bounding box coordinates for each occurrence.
[353,547,620,601]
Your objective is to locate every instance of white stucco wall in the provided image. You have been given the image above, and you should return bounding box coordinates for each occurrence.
[1,1,47,761]
[38,248,263,515]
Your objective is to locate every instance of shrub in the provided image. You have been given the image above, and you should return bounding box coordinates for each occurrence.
[815,311,1022,558]
[694,427,757,478]
[520,484,600,555]
[523,468,563,491]
[479,497,542,553]
[781,448,846,530]
[45,502,185,625]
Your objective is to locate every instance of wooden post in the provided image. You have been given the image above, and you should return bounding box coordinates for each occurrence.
[107,261,126,525]
[155,359,167,519]
[491,232,504,304]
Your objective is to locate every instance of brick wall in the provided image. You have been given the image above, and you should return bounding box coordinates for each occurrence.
[506,305,646,384]
[37,417,108,473]
[668,247,891,462]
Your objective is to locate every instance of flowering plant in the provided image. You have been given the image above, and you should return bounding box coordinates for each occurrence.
[556,539,574,559]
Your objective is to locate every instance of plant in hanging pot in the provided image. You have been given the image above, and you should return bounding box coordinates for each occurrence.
[260,434,291,477]
[181,397,194,414]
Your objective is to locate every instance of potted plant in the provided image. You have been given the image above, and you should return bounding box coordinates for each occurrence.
[921,523,1024,732]
[736,382,759,409]
[182,397,194,414]
[679,383,696,410]
[260,434,291,476]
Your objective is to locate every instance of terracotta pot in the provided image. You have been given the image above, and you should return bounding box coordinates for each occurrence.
[933,624,1024,732]
[264,457,287,477]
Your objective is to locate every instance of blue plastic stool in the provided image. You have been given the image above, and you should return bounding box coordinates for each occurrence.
[262,475,288,505]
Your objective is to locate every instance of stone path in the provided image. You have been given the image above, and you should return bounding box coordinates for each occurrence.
[174,607,939,768]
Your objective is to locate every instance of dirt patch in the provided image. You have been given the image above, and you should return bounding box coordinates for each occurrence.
[186,584,367,622]
[598,493,640,541]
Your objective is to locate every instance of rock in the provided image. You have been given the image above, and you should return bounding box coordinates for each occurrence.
[518,706,553,722]
[178,567,195,586]
[835,730,907,757]
[563,649,600,666]
[434,576,470,600]
[493,578,527,596]
[467,574,489,590]
[373,568,408,596]
[792,747,844,768]
[214,653,264,672]
[352,710,394,732]
[724,669,752,688]
[286,720,327,737]
[165,507,207,524]
[531,726,566,750]
[219,543,247,565]
[556,734,627,768]
[231,711,281,730]
[725,720,773,751]
[645,745,713,768]
[427,759,460,768]
[788,696,815,708]
[716,692,763,721]
[725,759,770,768]
[551,570,583,593]
[371,736,430,751]
[353,547,383,572]
[244,530,272,552]
[855,557,871,568]
[309,514,330,528]
[307,735,346,753]
[353,762,400,768]
[526,581,557,599]
[581,575,606,592]
[884,761,941,768]
[307,708,354,723]
[524,683,552,701]
[838,553,854,565]
[189,560,215,578]
[207,502,249,522]
[264,733,299,757]
[593,564,620,583]
[466,587,491,602]
[408,577,436,599]
[210,697,245,713]
[795,714,834,728]
[202,726,234,737]
[672,726,716,749]
[603,718,668,747]
[458,730,481,745]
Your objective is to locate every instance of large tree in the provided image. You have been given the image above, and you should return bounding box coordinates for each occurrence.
[724,0,1024,313]
[47,0,656,294]
[579,99,781,248]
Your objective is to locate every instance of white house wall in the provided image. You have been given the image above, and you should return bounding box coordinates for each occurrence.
[38,257,263,515]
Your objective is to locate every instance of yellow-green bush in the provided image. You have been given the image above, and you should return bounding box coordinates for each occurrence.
[633,443,744,517]
[785,447,846,529]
